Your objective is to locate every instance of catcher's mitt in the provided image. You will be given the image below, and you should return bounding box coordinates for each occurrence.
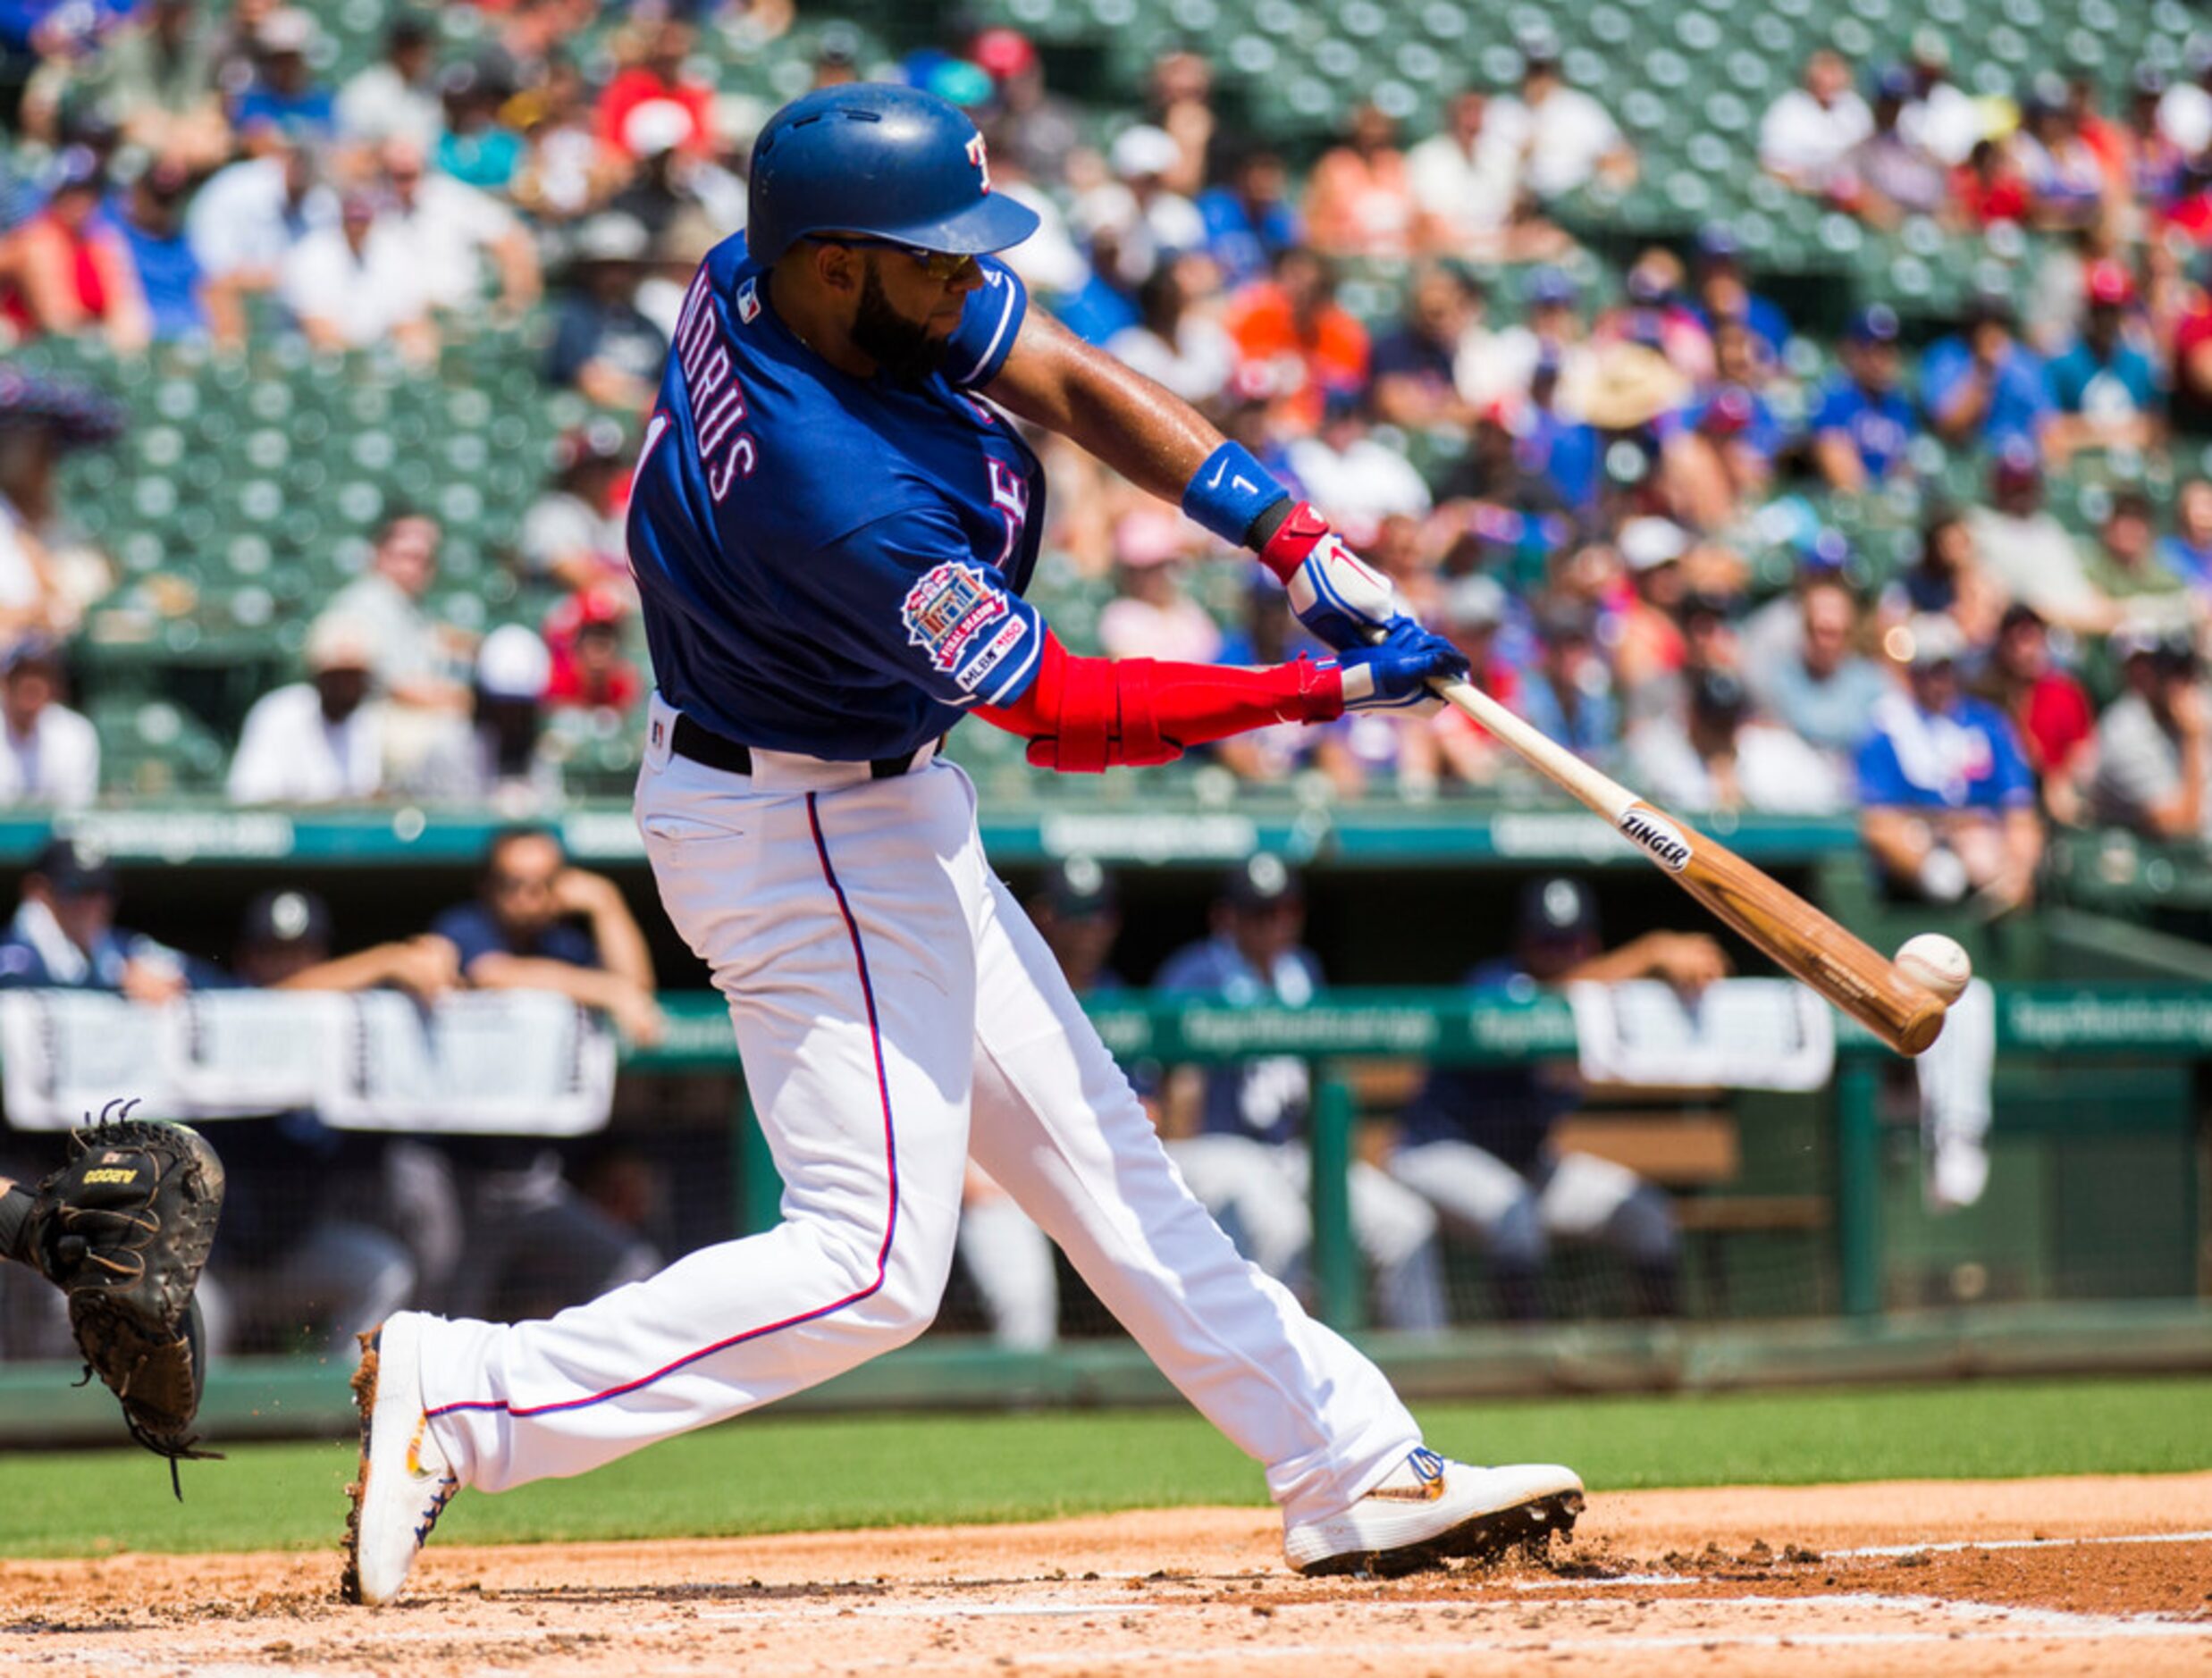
[27,1102,227,1495]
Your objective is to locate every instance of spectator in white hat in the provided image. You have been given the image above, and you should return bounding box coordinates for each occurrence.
[405,625,562,812]
[227,615,387,805]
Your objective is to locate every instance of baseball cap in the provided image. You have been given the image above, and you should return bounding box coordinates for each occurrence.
[1804,527,1854,573]
[1040,855,1117,919]
[1113,508,1188,569]
[240,887,333,951]
[4,637,63,679]
[1846,304,1901,345]
[257,8,317,55]
[32,836,117,899]
[1876,64,1917,101]
[1524,266,1578,307]
[1110,124,1181,181]
[971,27,1038,81]
[305,614,374,674]
[1517,28,1562,68]
[623,98,696,160]
[1224,852,1300,910]
[1699,385,1756,436]
[1517,877,1597,942]
[1695,222,1740,262]
[1904,613,1967,667]
[571,212,652,265]
[1444,573,1507,630]
[1619,516,1689,573]
[2085,260,2138,306]
[1689,667,1749,725]
[552,417,628,475]
[1991,437,2043,488]
[476,624,551,701]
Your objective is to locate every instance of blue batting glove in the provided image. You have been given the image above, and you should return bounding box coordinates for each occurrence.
[1326,619,1469,713]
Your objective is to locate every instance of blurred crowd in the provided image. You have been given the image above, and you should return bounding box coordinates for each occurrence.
[0,3,2209,895]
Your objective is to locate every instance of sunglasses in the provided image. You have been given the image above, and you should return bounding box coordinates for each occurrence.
[806,235,979,283]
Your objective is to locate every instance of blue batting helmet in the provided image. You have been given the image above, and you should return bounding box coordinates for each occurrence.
[746,83,1039,265]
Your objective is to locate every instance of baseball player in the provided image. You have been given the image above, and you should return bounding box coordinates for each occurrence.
[347,83,1581,1604]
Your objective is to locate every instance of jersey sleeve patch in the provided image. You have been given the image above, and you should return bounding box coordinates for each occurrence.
[900,560,1036,701]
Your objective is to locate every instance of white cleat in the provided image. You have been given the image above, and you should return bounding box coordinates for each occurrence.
[1283,1448,1585,1577]
[341,1313,459,1606]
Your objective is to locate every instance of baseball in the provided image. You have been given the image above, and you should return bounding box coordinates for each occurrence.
[1895,934,1972,1003]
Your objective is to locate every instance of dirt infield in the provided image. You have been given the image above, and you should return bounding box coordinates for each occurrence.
[5,1473,2208,1674]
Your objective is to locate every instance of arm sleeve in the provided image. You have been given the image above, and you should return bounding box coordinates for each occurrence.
[944,256,1028,390]
[973,630,1342,772]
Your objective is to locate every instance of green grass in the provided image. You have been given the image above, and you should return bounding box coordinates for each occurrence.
[2,1376,2206,1559]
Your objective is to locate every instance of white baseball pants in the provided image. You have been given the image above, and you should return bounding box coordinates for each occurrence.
[414,717,1420,1526]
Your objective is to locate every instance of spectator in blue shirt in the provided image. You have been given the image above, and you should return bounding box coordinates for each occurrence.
[1154,855,1445,1331]
[231,9,334,139]
[1809,305,1918,493]
[427,830,666,1319]
[432,826,664,1045]
[1196,142,1300,290]
[1516,600,1621,766]
[1856,615,2044,910]
[1689,223,1791,359]
[1922,294,2052,455]
[2158,477,2212,605]
[105,158,213,342]
[0,836,206,997]
[1676,315,1787,525]
[2045,259,2163,465]
[1745,575,1895,758]
[1524,347,1601,509]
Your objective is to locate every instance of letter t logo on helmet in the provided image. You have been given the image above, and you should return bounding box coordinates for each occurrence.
[746,83,1038,265]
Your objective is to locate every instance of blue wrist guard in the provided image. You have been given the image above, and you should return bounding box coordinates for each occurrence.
[1181,441,1291,547]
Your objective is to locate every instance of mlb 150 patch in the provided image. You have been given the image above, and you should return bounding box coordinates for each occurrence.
[903,562,1010,675]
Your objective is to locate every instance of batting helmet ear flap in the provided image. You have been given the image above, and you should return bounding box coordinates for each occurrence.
[746,82,1039,264]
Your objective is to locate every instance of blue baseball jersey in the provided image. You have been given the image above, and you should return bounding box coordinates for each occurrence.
[1855,692,2035,811]
[626,231,1047,760]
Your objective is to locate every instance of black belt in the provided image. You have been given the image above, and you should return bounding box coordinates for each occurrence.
[670,713,933,780]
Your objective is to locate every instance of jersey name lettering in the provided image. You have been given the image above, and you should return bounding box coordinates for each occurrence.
[674,270,758,501]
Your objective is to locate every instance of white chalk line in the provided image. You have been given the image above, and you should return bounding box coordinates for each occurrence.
[1825,1528,2212,1559]
[16,1596,2212,1676]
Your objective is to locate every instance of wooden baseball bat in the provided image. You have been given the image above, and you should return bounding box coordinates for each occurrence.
[1433,675,1947,1056]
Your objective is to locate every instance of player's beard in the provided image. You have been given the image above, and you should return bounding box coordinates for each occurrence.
[852,258,955,386]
